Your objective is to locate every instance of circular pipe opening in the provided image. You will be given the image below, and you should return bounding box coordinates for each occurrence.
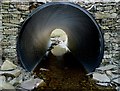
[50,29,68,56]
[17,2,104,72]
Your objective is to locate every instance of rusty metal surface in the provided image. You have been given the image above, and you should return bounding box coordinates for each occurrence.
[17,2,104,72]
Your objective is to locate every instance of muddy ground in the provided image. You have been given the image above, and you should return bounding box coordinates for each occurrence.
[34,52,116,91]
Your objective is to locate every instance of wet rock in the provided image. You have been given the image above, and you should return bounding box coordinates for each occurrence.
[1,60,17,71]
[93,72,110,82]
[20,78,46,90]
[96,65,117,72]
[0,69,21,77]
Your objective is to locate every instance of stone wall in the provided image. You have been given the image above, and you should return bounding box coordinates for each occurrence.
[1,2,30,64]
[0,1,120,67]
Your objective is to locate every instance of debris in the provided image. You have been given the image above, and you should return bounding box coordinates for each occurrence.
[1,60,17,71]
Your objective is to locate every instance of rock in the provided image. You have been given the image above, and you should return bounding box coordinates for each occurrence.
[105,70,120,81]
[96,65,117,72]
[20,18,24,23]
[110,13,117,18]
[2,23,19,27]
[116,86,120,91]
[93,72,110,82]
[95,13,110,19]
[20,78,46,90]
[9,78,20,85]
[18,70,32,81]
[0,15,1,20]
[101,26,109,30]
[112,69,120,74]
[10,19,20,24]
[0,69,21,77]
[36,0,47,3]
[104,33,110,39]
[0,34,3,41]
[0,76,6,83]
[96,82,108,86]
[7,77,13,82]
[16,4,29,11]
[0,59,2,66]
[37,79,46,87]
[0,82,16,91]
[95,12,117,19]
[113,77,120,85]
[117,19,120,23]
[1,60,17,71]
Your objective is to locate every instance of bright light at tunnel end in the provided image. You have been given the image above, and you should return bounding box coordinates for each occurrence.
[50,28,69,56]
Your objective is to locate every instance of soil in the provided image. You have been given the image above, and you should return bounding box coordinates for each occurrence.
[34,52,116,91]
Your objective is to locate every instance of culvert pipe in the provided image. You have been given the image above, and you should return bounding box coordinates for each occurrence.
[17,2,104,72]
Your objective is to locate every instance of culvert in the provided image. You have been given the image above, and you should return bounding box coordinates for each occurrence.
[17,2,104,73]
